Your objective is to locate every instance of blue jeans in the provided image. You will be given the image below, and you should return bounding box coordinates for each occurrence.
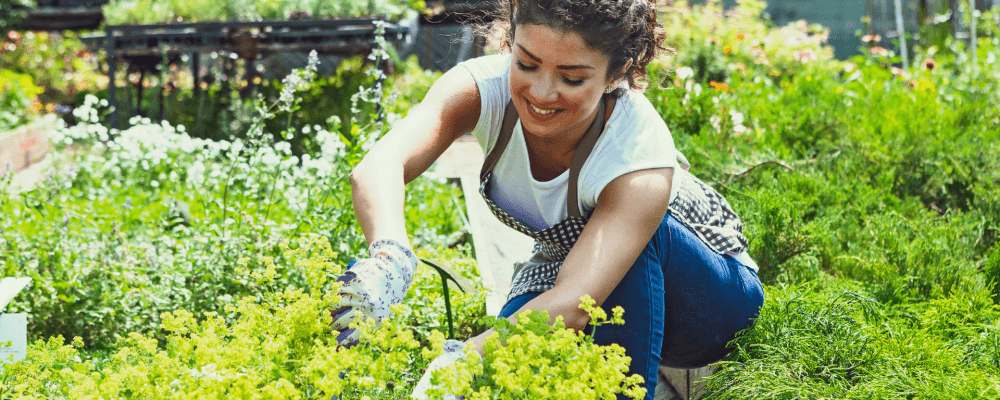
[499,213,765,400]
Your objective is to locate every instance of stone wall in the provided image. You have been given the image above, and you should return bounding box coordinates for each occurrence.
[0,114,57,175]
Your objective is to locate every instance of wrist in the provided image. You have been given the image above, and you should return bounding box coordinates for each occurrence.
[468,328,496,357]
[368,238,418,283]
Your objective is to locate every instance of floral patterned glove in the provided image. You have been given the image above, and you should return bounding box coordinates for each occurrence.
[330,239,418,347]
[411,339,466,400]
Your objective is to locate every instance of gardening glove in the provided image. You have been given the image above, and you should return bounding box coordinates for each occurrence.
[411,339,466,400]
[330,238,418,347]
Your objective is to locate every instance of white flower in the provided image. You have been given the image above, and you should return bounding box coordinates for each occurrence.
[710,115,722,132]
[307,50,320,73]
[261,151,281,166]
[274,141,292,155]
[676,66,695,80]
[729,110,745,126]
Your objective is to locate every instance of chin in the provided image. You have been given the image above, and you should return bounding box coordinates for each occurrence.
[516,98,571,138]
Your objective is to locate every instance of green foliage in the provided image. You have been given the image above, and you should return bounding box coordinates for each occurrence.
[102,0,415,24]
[0,0,34,33]
[0,237,425,399]
[4,0,1000,397]
[0,31,105,106]
[423,295,646,400]
[0,68,41,131]
[986,243,1000,305]
[699,284,1000,399]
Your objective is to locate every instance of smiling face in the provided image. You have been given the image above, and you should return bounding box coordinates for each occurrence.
[509,23,620,145]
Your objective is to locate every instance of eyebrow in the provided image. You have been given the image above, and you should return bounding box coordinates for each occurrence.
[516,44,595,70]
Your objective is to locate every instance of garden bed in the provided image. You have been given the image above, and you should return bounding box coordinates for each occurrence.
[1,0,1000,398]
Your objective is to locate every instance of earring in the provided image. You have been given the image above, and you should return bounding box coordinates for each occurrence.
[605,86,614,94]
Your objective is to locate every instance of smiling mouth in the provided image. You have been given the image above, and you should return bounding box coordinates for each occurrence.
[527,100,559,116]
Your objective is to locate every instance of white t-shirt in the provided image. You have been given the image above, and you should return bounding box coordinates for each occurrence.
[459,53,680,230]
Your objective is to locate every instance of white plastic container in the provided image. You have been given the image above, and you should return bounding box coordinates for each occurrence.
[0,277,31,367]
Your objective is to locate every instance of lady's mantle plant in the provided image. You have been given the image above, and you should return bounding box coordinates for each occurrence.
[0,236,421,399]
[422,295,647,400]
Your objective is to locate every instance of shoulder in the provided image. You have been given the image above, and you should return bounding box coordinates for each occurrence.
[590,91,678,171]
[457,54,511,87]
[455,54,513,155]
[578,91,680,212]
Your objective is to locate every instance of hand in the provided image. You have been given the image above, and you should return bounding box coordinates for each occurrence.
[411,339,466,400]
[330,239,418,347]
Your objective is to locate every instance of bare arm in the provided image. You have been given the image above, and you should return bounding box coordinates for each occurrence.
[468,167,674,352]
[350,66,482,247]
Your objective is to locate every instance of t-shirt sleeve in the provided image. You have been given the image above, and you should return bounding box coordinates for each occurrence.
[580,93,681,213]
[455,54,512,158]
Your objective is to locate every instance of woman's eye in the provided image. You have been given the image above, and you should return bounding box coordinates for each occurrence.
[515,60,537,71]
[563,77,585,86]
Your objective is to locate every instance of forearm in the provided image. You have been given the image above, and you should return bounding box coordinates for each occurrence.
[350,157,410,248]
[468,285,592,355]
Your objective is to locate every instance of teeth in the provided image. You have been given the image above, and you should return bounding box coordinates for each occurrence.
[529,102,557,115]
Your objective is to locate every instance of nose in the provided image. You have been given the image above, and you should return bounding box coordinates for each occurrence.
[528,76,559,103]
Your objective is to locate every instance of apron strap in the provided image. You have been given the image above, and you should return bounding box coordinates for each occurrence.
[567,96,607,218]
[480,100,520,181]
[479,97,609,218]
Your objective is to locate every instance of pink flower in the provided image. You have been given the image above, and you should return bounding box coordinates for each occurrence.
[869,46,889,57]
[794,49,818,63]
[861,34,882,43]
[751,48,771,65]
[891,67,911,79]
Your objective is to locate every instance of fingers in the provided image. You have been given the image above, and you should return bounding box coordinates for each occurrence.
[334,270,356,284]
[336,328,360,348]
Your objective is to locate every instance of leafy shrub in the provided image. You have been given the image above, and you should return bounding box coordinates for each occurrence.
[423,296,646,400]
[700,284,1000,399]
[102,0,422,24]
[0,68,41,131]
[0,31,105,107]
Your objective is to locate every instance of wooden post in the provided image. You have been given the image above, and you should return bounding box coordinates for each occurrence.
[191,51,200,97]
[950,0,959,37]
[882,0,890,42]
[135,69,145,119]
[106,25,117,130]
[894,0,909,70]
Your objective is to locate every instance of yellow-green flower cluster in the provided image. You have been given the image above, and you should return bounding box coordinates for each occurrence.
[0,235,418,399]
[425,295,646,400]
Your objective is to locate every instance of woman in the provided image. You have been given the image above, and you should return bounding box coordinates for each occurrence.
[332,0,765,398]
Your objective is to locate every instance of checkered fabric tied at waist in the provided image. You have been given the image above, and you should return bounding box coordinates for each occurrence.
[478,99,748,302]
[482,169,750,302]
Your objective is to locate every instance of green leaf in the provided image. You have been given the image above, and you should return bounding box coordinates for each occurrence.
[419,258,477,296]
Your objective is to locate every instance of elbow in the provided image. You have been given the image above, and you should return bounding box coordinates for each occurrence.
[350,159,372,189]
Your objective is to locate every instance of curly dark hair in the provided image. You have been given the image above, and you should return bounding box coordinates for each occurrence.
[480,0,668,97]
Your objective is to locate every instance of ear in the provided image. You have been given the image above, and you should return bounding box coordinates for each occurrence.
[609,58,634,88]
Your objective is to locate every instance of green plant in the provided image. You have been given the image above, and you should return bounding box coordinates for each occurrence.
[423,295,647,400]
[0,0,34,34]
[0,31,105,107]
[102,0,415,24]
[0,68,41,130]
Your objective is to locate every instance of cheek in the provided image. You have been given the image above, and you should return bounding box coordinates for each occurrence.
[508,70,529,97]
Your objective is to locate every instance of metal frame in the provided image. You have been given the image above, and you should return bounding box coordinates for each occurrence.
[80,19,409,129]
